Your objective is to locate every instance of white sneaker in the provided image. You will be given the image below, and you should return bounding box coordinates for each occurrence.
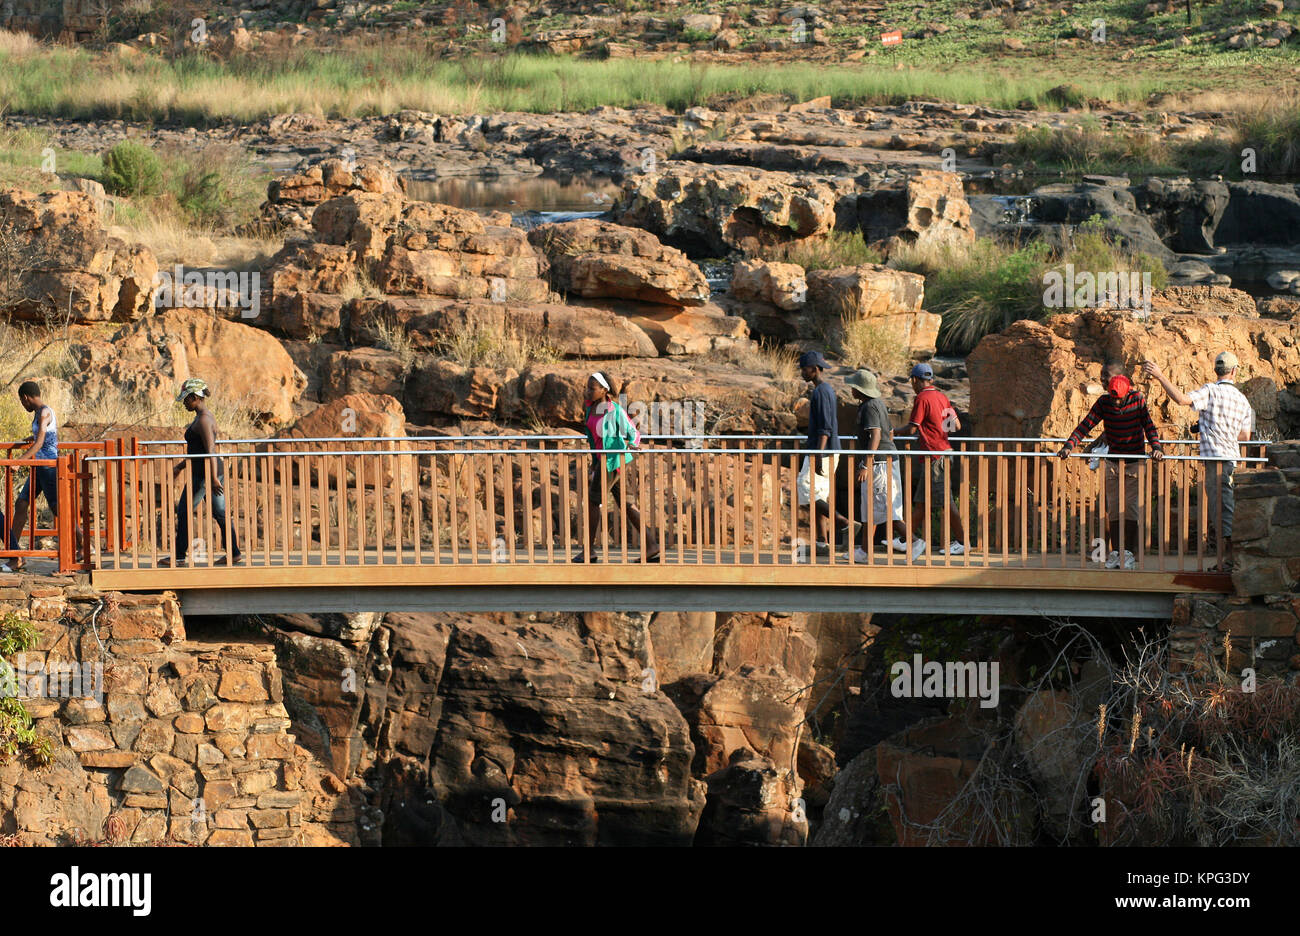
[890,538,910,552]
[941,541,966,556]
[853,547,871,563]
[1122,550,1136,570]
[0,563,11,573]
[1104,550,1121,569]
[911,539,927,560]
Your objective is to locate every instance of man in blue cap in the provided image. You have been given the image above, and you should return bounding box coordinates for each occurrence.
[797,350,851,557]
[903,362,965,555]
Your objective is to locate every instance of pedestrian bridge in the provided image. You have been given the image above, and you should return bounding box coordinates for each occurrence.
[20,434,1262,619]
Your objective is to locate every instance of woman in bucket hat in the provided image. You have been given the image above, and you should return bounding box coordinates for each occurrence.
[846,369,925,562]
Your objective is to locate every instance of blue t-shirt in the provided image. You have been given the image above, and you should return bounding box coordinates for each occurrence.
[807,381,840,452]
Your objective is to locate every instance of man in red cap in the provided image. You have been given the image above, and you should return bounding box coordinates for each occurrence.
[1058,361,1163,569]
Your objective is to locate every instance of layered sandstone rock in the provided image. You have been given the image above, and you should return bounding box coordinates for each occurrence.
[321,196,550,302]
[528,218,710,306]
[275,392,414,487]
[343,296,659,360]
[270,611,706,845]
[730,258,808,311]
[253,157,405,233]
[807,264,938,357]
[694,748,807,846]
[727,260,937,355]
[614,165,839,255]
[851,169,976,256]
[967,302,1300,441]
[618,301,751,355]
[0,189,157,324]
[73,309,308,427]
[388,355,801,430]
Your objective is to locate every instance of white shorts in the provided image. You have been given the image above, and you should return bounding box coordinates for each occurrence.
[861,459,905,524]
[797,454,839,507]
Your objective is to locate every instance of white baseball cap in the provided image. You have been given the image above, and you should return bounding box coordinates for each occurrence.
[1214,351,1239,371]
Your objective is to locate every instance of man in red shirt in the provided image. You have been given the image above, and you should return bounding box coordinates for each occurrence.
[903,363,965,555]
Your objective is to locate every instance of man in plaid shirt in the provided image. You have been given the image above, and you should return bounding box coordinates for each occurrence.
[1144,352,1254,568]
[1058,361,1163,569]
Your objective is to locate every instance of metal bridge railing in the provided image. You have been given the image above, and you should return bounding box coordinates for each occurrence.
[80,436,1265,576]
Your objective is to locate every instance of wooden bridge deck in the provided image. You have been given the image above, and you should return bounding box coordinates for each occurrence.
[92,546,1229,593]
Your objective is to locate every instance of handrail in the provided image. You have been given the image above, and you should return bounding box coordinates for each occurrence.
[84,449,1269,462]
[131,434,1275,446]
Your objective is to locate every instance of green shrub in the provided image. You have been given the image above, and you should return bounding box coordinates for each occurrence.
[163,142,268,230]
[895,239,1051,355]
[102,140,164,197]
[0,611,53,766]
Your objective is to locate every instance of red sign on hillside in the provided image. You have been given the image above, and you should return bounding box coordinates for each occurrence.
[880,30,902,46]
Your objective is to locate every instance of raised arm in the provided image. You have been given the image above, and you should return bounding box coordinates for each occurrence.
[1142,361,1194,408]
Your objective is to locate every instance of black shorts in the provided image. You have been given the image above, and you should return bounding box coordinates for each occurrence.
[589,465,623,501]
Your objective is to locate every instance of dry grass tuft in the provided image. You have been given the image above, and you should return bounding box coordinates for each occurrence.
[838,313,910,378]
[439,323,559,370]
[0,29,38,60]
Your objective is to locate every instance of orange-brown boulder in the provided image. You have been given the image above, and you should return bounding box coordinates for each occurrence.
[0,189,157,323]
[528,218,710,306]
[74,309,307,426]
[276,393,413,488]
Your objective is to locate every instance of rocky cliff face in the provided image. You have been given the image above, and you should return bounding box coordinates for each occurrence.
[264,608,874,846]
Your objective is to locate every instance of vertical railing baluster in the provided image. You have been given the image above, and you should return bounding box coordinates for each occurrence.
[559,451,572,563]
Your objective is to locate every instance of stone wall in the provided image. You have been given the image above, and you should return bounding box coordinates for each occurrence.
[0,583,333,845]
[1169,441,1300,676]
[0,1,103,37]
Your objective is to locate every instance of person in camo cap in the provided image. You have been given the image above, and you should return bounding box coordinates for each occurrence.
[160,378,243,567]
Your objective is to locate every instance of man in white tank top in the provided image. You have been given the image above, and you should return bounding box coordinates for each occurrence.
[5,381,61,572]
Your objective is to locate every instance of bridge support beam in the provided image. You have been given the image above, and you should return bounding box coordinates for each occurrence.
[180,586,1176,619]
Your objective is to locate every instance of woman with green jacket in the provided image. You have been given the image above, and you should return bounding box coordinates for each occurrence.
[573,371,660,563]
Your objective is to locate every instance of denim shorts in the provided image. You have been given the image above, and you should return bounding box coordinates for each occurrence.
[18,465,57,516]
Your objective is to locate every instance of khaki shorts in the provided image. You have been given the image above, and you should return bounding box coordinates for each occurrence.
[1103,460,1141,519]
[911,456,955,505]
[797,454,839,507]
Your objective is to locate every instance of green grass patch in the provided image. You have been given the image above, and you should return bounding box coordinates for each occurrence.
[0,43,1223,124]
[768,230,883,271]
[893,216,1168,355]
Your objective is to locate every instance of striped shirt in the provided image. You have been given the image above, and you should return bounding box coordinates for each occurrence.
[1188,380,1253,460]
[1066,390,1161,456]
